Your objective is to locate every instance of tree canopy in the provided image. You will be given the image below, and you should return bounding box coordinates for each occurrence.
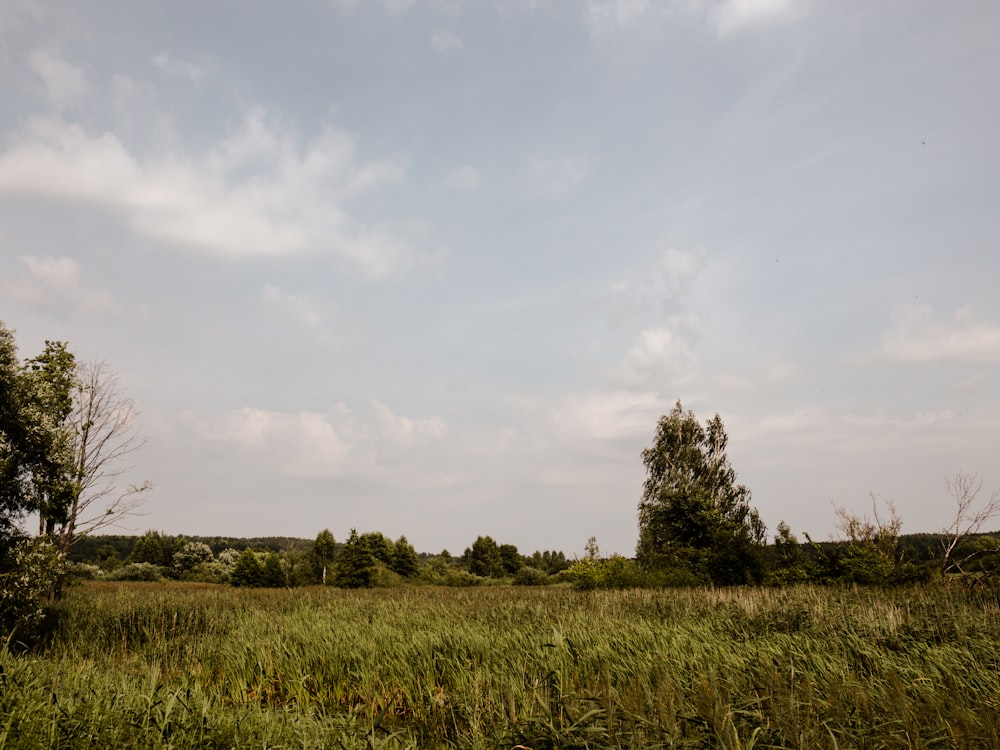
[637,401,766,585]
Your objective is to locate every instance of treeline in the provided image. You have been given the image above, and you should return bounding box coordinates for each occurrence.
[65,527,1000,591]
[67,529,572,588]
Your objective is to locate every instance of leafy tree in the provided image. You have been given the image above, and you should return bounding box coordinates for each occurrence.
[129,530,173,567]
[358,531,394,565]
[465,535,503,578]
[311,529,337,584]
[499,543,522,575]
[391,535,420,578]
[0,325,74,551]
[230,548,264,587]
[637,401,766,585]
[173,541,214,576]
[260,551,286,587]
[335,529,376,588]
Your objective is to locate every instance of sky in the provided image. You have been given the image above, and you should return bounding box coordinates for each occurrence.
[1,0,999,557]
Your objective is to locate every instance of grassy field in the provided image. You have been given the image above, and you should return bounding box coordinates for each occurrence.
[1,582,999,748]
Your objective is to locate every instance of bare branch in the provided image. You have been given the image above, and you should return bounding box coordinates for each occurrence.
[56,361,152,556]
[941,472,1000,582]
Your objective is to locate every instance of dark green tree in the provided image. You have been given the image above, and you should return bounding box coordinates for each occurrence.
[335,529,376,588]
[465,535,503,578]
[391,535,419,578]
[260,551,286,587]
[230,548,264,587]
[129,530,173,567]
[637,401,766,585]
[499,543,522,575]
[311,529,337,584]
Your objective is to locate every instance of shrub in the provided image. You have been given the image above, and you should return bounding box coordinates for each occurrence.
[105,562,165,582]
[513,566,549,586]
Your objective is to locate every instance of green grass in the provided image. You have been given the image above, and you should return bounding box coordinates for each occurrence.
[2,582,999,748]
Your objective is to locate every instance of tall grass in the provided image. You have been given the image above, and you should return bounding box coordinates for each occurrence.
[1,583,999,748]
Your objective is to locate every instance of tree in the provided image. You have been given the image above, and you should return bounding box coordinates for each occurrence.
[260,551,286,587]
[48,360,152,559]
[335,529,376,588]
[311,529,337,584]
[941,473,1000,582]
[465,535,503,578]
[391,535,419,578]
[0,327,74,550]
[230,548,264,587]
[499,543,522,575]
[637,401,766,585]
[129,530,173,567]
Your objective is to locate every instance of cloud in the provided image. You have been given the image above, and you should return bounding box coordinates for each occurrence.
[613,315,700,387]
[182,401,447,478]
[711,0,807,36]
[880,305,1000,364]
[444,164,482,190]
[0,112,418,278]
[152,53,209,85]
[431,29,463,53]
[28,49,89,109]
[0,255,118,316]
[526,154,589,198]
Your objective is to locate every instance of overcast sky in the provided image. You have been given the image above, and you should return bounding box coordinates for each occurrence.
[2,0,999,556]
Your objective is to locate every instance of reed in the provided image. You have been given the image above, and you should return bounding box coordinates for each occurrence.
[1,583,998,748]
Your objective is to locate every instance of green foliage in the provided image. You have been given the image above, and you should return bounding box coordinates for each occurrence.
[104,562,165,582]
[129,530,174,567]
[464,535,503,578]
[565,555,646,590]
[229,548,264,588]
[637,401,766,585]
[498,543,521,575]
[311,529,337,584]
[259,552,286,588]
[0,323,75,544]
[334,529,376,588]
[172,541,214,575]
[390,535,419,578]
[512,565,550,586]
[0,538,63,644]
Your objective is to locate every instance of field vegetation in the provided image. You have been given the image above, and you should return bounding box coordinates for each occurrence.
[2,581,1000,748]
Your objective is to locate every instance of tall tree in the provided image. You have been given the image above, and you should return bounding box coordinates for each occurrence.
[51,360,152,558]
[637,401,766,585]
[0,326,74,550]
[311,529,337,584]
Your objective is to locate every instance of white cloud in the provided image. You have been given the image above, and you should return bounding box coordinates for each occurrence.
[527,154,589,198]
[0,112,417,278]
[881,305,1000,364]
[711,0,807,36]
[614,316,700,387]
[0,255,118,316]
[28,49,89,109]
[152,53,208,85]
[445,164,482,190]
[182,401,447,478]
[431,29,463,52]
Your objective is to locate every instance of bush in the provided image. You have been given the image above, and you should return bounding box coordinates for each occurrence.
[513,566,550,586]
[565,556,646,590]
[0,538,63,644]
[105,562,165,582]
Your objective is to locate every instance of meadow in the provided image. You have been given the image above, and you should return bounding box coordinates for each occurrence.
[1,582,999,749]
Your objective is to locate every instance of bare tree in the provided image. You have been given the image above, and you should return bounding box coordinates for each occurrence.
[833,493,902,565]
[55,361,152,558]
[940,473,1000,583]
